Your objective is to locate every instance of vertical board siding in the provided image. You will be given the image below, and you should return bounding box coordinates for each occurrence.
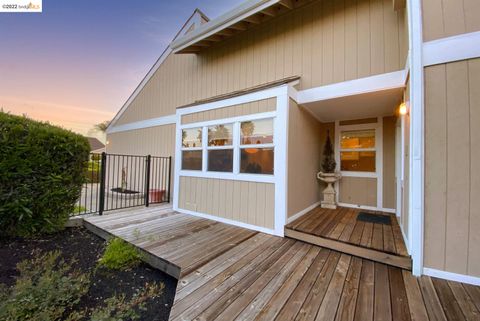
[424,58,480,277]
[339,177,378,207]
[383,116,397,209]
[181,98,276,124]
[178,176,275,229]
[422,0,480,41]
[287,99,324,217]
[115,0,407,126]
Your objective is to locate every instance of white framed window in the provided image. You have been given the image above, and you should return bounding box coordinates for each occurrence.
[180,116,275,179]
[339,128,376,173]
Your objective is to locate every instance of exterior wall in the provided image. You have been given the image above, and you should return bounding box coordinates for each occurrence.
[181,98,276,124]
[424,58,480,277]
[383,116,397,209]
[401,80,410,242]
[114,0,408,126]
[422,0,480,41]
[107,124,175,157]
[287,99,323,217]
[339,177,378,207]
[178,176,275,229]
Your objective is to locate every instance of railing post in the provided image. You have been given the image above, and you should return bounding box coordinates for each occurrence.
[98,152,107,215]
[145,154,151,207]
[168,156,172,203]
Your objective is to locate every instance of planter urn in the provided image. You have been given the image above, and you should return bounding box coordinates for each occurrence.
[317,171,342,209]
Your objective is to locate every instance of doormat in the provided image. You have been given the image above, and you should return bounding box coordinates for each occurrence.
[357,212,392,225]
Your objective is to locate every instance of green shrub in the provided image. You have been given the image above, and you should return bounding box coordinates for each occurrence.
[99,238,142,270]
[0,112,90,236]
[0,251,164,321]
[0,251,90,321]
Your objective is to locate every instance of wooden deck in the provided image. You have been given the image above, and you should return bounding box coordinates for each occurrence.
[84,206,480,321]
[285,206,412,270]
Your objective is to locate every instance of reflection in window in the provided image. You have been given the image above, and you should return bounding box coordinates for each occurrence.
[182,150,202,170]
[208,149,233,172]
[241,119,273,145]
[341,130,375,149]
[340,129,376,172]
[182,128,202,148]
[240,148,274,174]
[340,151,376,172]
[208,124,233,146]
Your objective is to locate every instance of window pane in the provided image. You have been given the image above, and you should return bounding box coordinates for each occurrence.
[208,124,233,146]
[340,130,375,149]
[182,128,202,148]
[240,148,274,174]
[241,119,273,145]
[182,150,202,170]
[208,149,233,172]
[340,151,376,172]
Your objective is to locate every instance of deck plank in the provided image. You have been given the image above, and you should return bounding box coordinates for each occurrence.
[82,206,480,321]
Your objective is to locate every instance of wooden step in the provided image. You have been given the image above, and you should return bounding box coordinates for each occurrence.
[285,228,412,270]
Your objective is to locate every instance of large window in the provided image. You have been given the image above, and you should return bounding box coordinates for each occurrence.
[181,127,202,170]
[180,117,275,176]
[340,129,376,172]
[240,119,274,174]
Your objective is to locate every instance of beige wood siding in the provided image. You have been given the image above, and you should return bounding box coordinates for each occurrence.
[287,99,323,217]
[181,98,276,124]
[422,0,480,41]
[178,176,275,229]
[339,177,377,207]
[424,58,480,277]
[115,0,408,126]
[106,124,175,157]
[383,116,396,209]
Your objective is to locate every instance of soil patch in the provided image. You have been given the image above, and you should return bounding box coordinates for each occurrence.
[0,227,177,321]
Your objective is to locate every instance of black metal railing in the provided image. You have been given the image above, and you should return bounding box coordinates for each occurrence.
[73,152,172,216]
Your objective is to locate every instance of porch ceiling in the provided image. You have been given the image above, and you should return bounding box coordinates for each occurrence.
[300,87,403,122]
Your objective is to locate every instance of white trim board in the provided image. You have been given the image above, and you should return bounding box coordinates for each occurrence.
[337,203,396,214]
[407,0,425,277]
[423,268,480,286]
[176,207,277,236]
[107,114,176,134]
[423,31,480,67]
[107,10,204,130]
[296,70,407,105]
[286,201,321,224]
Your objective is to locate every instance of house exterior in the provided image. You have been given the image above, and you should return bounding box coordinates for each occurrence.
[86,136,105,154]
[105,0,480,285]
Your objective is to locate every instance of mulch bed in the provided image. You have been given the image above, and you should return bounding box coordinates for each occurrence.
[0,227,178,321]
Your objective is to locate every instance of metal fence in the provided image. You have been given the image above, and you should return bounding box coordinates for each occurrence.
[73,152,172,216]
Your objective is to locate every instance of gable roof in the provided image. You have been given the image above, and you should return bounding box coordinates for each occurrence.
[107,9,209,132]
[86,137,105,151]
[171,0,302,53]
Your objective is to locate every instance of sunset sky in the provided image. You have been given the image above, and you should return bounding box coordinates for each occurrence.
[0,0,241,141]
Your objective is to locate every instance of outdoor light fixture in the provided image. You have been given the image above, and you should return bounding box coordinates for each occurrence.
[399,102,408,116]
[106,140,110,145]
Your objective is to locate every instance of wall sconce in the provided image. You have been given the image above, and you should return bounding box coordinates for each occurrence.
[399,102,408,116]
[106,140,110,145]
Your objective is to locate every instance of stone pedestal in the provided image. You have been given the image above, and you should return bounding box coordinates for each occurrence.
[317,172,342,209]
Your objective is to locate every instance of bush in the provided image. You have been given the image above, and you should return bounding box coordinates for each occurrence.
[99,238,142,270]
[0,112,90,237]
[0,251,164,321]
[0,251,90,321]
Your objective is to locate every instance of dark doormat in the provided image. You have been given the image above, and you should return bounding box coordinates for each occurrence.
[357,212,392,225]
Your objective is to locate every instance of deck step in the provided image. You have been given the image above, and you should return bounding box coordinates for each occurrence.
[285,228,412,270]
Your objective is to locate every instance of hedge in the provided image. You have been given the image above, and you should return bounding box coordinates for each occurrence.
[0,112,90,237]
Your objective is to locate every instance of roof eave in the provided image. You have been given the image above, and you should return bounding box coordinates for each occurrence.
[170,0,282,53]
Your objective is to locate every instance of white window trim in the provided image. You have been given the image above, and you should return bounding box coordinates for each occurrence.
[335,118,383,209]
[173,84,291,237]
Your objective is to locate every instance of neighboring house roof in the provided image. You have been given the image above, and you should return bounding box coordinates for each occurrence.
[107,9,209,131]
[87,137,105,152]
